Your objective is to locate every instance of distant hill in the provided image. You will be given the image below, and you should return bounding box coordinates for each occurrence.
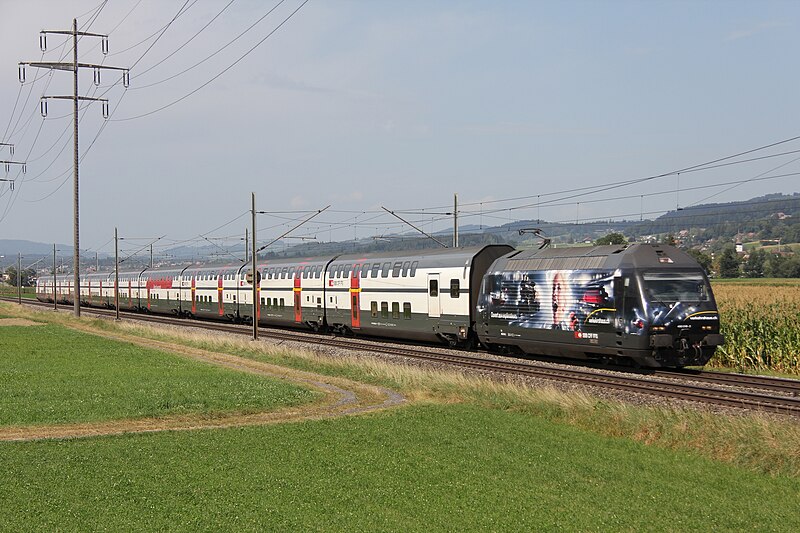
[625,193,799,236]
[3,193,798,266]
[0,240,73,257]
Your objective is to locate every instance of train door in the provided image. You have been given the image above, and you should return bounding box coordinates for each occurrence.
[350,274,361,329]
[191,276,197,315]
[427,274,441,318]
[294,276,302,323]
[218,274,224,317]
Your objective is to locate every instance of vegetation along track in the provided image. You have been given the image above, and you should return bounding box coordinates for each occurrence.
[9,298,800,418]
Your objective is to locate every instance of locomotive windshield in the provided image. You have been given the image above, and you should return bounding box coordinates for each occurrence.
[642,271,710,304]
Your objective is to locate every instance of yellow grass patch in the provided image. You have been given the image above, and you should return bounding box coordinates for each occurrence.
[0,318,42,327]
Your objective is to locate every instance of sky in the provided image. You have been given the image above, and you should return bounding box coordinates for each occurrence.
[1,0,799,261]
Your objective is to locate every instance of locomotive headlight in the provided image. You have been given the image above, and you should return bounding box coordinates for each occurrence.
[459,326,467,338]
[651,326,666,332]
[701,325,713,331]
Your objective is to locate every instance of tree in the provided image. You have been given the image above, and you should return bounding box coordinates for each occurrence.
[594,232,627,246]
[717,246,740,278]
[764,254,785,278]
[743,249,767,278]
[3,266,36,287]
[780,256,800,278]
[686,249,712,275]
[765,254,800,278]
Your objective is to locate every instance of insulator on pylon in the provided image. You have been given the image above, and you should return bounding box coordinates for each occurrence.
[102,101,109,119]
[9,145,13,156]
[18,65,26,84]
[101,36,109,55]
[93,67,101,86]
[122,70,130,88]
[40,99,48,118]
[10,180,14,191]
[40,33,47,52]
[21,164,26,175]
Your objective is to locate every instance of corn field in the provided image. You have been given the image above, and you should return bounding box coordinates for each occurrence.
[711,281,800,375]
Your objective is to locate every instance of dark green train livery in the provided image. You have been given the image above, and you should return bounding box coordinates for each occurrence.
[37,243,723,368]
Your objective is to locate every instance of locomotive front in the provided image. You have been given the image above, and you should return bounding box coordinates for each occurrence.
[637,269,724,367]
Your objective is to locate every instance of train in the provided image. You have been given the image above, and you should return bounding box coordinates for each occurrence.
[36,243,724,368]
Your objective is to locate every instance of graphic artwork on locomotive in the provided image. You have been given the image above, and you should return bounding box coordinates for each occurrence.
[476,244,724,367]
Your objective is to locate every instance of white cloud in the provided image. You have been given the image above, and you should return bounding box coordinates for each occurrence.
[725,21,788,41]
[290,195,307,209]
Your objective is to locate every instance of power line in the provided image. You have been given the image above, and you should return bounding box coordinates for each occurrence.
[129,0,282,89]
[129,0,237,81]
[112,0,310,121]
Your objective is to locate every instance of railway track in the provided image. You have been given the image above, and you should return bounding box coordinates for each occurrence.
[7,298,800,417]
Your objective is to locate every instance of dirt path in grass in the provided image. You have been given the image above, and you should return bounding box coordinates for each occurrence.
[0,318,43,327]
[0,323,406,442]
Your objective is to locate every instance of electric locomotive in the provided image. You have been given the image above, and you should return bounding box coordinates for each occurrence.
[476,244,724,367]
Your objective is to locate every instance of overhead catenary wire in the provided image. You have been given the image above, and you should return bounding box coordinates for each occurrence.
[393,134,800,214]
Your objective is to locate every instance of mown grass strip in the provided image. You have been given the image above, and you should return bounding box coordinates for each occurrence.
[1,404,798,531]
[0,321,318,426]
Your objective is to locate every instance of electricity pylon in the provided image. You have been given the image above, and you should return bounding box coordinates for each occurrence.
[19,19,129,317]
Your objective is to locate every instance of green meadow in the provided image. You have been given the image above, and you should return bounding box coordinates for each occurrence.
[1,302,799,531]
[0,321,316,426]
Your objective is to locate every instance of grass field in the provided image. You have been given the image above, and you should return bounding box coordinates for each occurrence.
[0,285,36,299]
[0,321,318,426]
[711,279,800,374]
[1,404,798,531]
[1,302,800,530]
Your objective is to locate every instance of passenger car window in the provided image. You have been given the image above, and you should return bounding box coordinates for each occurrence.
[410,261,419,276]
[392,302,399,319]
[381,262,391,278]
[403,302,411,319]
[450,279,460,298]
[361,263,370,278]
[371,264,380,278]
[381,302,389,318]
[429,279,438,297]
[392,262,402,277]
